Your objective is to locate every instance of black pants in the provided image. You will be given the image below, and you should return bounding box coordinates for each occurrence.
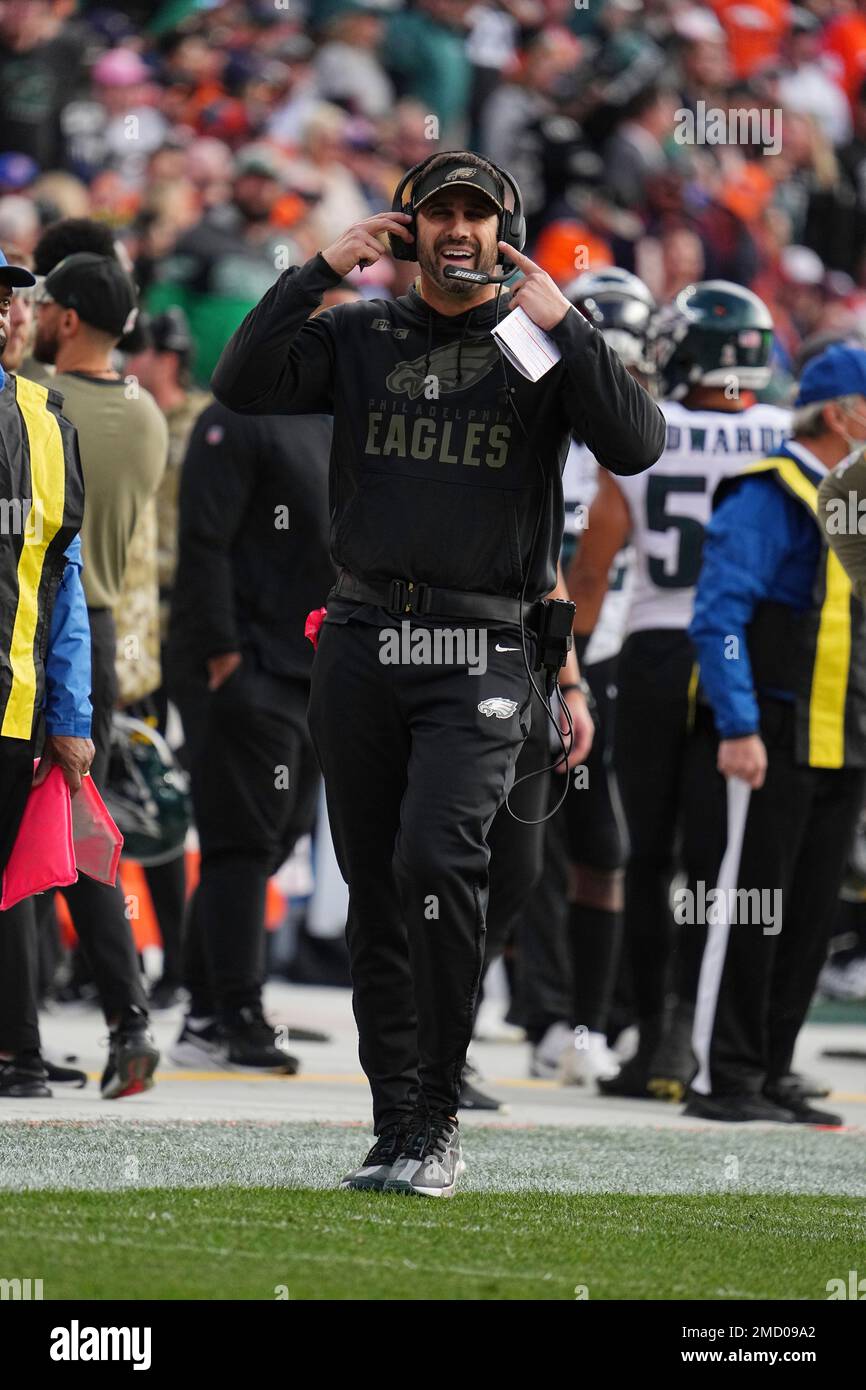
[57,608,148,1020]
[693,699,866,1097]
[509,772,572,1037]
[484,684,554,964]
[308,616,534,1130]
[172,656,319,1017]
[508,656,627,1038]
[614,630,726,1032]
[0,738,41,1056]
[563,656,625,1035]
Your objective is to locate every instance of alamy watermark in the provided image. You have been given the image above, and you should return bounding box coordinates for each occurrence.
[674,101,782,156]
[0,497,43,543]
[674,880,782,935]
[823,491,866,536]
[0,1276,43,1299]
[379,621,487,675]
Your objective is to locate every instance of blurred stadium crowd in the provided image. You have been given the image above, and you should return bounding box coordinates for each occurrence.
[3,0,866,382]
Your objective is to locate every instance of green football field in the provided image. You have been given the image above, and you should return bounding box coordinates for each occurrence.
[1,1120,864,1300]
[1,1187,864,1301]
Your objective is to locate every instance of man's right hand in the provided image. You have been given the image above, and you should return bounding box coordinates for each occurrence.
[717,735,768,790]
[321,212,414,277]
[207,651,243,691]
[34,735,95,795]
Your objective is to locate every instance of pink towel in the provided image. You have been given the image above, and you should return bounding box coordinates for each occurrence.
[305,606,327,651]
[1,764,124,911]
[71,775,123,886]
[0,764,76,910]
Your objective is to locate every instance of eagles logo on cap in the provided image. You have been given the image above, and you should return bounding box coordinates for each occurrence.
[412,158,504,213]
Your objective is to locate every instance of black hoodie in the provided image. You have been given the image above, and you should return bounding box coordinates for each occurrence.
[212,253,664,604]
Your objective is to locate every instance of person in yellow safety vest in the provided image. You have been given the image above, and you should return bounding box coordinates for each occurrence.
[0,247,94,1099]
[687,344,866,1125]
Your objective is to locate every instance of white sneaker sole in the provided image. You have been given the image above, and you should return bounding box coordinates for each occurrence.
[384,1157,466,1198]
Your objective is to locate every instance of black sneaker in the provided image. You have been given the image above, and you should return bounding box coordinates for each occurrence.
[340,1117,415,1192]
[771,1071,832,1102]
[0,1058,51,1098]
[683,1092,796,1123]
[597,1015,664,1099]
[101,1008,160,1099]
[384,1115,465,1198]
[597,1054,654,1098]
[42,1057,87,1087]
[764,1089,843,1126]
[222,1005,300,1073]
[648,1005,696,1103]
[460,1060,507,1112]
[148,978,185,1012]
[170,1016,228,1069]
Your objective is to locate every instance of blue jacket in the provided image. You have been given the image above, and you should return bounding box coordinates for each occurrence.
[689,445,822,739]
[44,534,92,737]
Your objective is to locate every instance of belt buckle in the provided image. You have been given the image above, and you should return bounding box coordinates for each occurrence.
[412,582,431,615]
[388,578,408,614]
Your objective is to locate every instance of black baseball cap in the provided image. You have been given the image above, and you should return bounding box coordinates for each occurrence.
[43,252,139,338]
[411,157,504,214]
[141,306,192,356]
[0,246,36,288]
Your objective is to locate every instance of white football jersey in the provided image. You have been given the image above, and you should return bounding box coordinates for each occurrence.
[615,400,791,635]
[562,439,634,665]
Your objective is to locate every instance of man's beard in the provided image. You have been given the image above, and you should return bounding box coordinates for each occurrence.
[2,331,27,372]
[418,238,499,296]
[33,329,58,364]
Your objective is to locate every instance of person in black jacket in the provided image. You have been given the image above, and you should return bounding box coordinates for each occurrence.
[212,150,664,1196]
[167,293,347,1070]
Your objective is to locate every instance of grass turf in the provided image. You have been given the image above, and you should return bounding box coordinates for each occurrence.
[0,1188,863,1300]
[3,1119,865,1194]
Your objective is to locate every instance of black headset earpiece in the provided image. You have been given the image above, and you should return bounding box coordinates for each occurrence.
[495,165,526,262]
[388,153,437,262]
[388,155,526,267]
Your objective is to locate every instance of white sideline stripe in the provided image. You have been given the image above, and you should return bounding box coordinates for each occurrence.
[692,777,752,1096]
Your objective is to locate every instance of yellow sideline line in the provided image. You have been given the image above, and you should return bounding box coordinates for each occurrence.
[81,1071,866,1103]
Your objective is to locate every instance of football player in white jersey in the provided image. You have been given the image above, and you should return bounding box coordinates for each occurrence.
[523,269,656,1086]
[567,281,791,1099]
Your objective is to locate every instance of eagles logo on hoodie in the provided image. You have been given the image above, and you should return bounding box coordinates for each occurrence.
[386,339,501,400]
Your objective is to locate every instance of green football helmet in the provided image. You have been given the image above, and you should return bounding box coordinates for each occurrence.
[649,280,774,400]
[102,713,191,867]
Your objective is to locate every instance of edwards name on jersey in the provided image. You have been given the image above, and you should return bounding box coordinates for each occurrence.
[615,399,791,635]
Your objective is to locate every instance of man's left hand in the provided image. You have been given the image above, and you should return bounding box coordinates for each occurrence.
[498,244,572,331]
[34,735,95,795]
[555,686,595,772]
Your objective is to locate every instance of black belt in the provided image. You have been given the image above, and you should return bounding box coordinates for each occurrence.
[331,569,542,627]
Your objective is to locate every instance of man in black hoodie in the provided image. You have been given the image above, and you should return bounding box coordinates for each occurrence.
[213,150,664,1196]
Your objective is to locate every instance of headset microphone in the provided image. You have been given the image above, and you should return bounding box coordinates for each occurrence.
[443,265,496,284]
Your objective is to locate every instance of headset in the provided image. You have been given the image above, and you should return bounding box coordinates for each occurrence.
[387,151,527,268]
